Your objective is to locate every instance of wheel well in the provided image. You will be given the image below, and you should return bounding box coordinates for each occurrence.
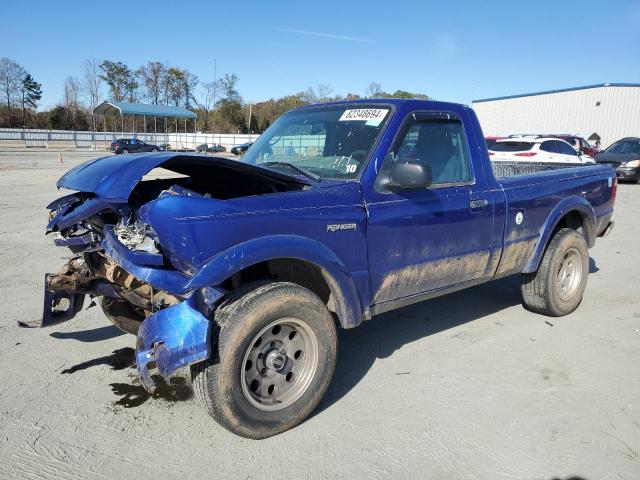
[523,209,593,274]
[552,210,585,239]
[221,258,334,312]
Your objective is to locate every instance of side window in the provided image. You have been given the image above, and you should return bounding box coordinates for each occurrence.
[385,117,472,186]
[608,142,623,154]
[540,141,558,153]
[557,141,577,155]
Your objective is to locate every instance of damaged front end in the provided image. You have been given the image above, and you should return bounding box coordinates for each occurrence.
[37,193,225,392]
[32,153,306,391]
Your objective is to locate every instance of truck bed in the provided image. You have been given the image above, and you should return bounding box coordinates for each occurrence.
[492,162,615,278]
[491,160,598,178]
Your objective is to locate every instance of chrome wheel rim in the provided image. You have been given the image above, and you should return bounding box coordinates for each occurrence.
[240,318,319,411]
[557,247,582,301]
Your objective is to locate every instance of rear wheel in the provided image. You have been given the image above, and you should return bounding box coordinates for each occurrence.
[521,228,589,316]
[121,149,129,154]
[191,282,337,439]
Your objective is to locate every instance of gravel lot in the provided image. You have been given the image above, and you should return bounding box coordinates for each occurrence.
[0,150,638,480]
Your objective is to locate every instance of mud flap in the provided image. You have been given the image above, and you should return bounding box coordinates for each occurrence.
[20,274,86,328]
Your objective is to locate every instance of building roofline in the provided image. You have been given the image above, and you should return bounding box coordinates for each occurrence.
[472,83,640,103]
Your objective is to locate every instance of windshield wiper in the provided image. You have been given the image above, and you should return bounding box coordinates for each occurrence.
[262,161,322,182]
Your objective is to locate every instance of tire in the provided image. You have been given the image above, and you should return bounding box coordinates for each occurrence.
[121,149,129,154]
[101,297,144,335]
[191,282,337,439]
[152,148,158,152]
[521,228,589,316]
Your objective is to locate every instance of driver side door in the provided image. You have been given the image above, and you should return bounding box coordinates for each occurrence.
[364,111,496,308]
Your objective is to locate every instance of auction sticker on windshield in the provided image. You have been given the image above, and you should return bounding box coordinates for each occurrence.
[339,109,389,126]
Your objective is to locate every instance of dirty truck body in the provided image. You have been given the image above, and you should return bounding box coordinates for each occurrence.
[40,99,616,438]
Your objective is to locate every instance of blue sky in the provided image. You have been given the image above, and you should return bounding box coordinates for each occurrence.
[3,0,639,110]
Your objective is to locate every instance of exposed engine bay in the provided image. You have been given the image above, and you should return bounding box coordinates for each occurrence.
[37,154,308,332]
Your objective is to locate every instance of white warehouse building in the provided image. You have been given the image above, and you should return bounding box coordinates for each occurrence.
[472,83,640,148]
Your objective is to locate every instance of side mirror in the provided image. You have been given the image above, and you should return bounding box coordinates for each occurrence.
[390,160,432,189]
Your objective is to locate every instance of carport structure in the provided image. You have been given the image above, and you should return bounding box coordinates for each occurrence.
[92,101,197,147]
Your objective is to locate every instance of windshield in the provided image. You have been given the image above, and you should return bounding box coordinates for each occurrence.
[606,140,640,155]
[241,104,391,180]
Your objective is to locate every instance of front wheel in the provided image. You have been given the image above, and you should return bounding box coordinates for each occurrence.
[521,228,589,316]
[121,149,129,154]
[191,282,337,439]
[101,297,144,334]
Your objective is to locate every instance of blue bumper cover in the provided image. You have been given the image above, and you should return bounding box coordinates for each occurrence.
[136,292,222,392]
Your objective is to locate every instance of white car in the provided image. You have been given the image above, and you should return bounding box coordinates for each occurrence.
[489,137,595,164]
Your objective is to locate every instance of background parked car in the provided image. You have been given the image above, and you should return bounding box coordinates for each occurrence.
[231,142,253,156]
[490,137,595,163]
[110,138,160,154]
[595,137,640,183]
[507,134,599,157]
[195,143,227,153]
[485,136,505,151]
[548,135,600,157]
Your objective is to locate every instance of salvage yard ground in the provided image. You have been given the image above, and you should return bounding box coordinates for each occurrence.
[0,151,638,479]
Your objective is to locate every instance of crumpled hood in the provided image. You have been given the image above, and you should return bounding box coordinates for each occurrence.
[57,152,308,202]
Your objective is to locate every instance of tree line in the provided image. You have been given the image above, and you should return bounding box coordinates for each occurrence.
[0,57,428,133]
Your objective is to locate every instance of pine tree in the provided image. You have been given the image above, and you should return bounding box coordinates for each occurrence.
[20,73,42,127]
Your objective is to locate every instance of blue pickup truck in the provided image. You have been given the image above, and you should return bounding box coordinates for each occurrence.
[37,99,616,438]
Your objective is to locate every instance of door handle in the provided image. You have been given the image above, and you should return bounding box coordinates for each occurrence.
[469,199,488,210]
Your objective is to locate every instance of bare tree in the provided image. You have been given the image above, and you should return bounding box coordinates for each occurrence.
[365,82,383,98]
[195,81,217,131]
[63,76,82,128]
[0,57,26,127]
[316,83,334,102]
[82,57,102,114]
[301,87,317,103]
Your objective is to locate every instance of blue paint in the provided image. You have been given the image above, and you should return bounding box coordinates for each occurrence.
[136,291,219,392]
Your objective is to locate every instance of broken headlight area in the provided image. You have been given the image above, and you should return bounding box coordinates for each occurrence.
[50,223,102,251]
[46,192,84,222]
[113,221,160,255]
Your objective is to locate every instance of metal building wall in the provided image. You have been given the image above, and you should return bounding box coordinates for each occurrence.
[472,85,640,148]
